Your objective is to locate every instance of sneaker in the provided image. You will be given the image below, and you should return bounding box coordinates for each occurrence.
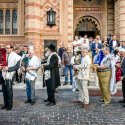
[73,100,82,104]
[24,99,31,103]
[76,89,79,91]
[63,82,68,86]
[98,99,104,103]
[46,102,56,106]
[6,107,12,111]
[101,101,111,106]
[1,105,7,110]
[72,89,76,92]
[61,74,65,77]
[82,103,89,109]
[70,82,72,85]
[119,100,125,103]
[30,100,35,105]
[44,99,49,102]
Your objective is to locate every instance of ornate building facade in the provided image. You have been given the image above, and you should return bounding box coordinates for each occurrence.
[0,0,125,57]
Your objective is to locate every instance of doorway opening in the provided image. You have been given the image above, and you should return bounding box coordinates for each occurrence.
[75,16,100,38]
[78,31,95,38]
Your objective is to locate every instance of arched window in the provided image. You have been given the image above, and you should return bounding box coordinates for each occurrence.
[5,10,10,34]
[0,10,3,34]
[12,9,17,34]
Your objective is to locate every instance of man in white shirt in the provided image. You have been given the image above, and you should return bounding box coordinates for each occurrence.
[25,49,40,105]
[73,36,82,55]
[1,45,21,111]
[96,35,102,44]
[73,48,91,109]
[82,39,90,50]
[109,35,120,53]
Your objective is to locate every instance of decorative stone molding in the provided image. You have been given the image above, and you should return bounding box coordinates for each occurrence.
[74,0,102,5]
[0,3,18,9]
[75,7,102,12]
[76,16,101,31]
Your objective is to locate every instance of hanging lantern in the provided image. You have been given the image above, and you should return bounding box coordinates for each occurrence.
[47,8,56,27]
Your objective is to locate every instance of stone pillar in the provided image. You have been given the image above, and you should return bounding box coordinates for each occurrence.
[115,0,125,41]
[61,0,68,43]
[25,0,41,57]
[18,0,24,35]
[102,0,107,39]
[10,9,13,34]
[60,0,73,45]
[67,0,74,43]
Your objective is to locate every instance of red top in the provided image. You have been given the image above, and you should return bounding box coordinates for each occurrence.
[0,48,7,66]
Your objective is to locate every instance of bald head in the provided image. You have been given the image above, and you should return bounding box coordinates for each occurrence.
[28,49,34,57]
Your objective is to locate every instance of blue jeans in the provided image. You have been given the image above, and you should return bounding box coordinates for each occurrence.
[26,79,35,101]
[64,65,73,84]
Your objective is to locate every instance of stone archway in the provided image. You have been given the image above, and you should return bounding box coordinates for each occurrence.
[75,16,101,38]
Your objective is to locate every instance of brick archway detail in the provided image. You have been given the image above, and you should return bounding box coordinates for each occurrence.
[76,16,101,31]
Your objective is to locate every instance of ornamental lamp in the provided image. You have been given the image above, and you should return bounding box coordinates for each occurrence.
[47,8,56,27]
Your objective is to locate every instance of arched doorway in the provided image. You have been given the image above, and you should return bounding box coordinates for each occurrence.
[75,16,101,38]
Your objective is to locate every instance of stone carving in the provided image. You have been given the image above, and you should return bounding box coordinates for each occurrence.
[77,19,97,31]
[0,3,18,9]
[74,0,102,5]
[76,16,100,31]
[75,7,101,12]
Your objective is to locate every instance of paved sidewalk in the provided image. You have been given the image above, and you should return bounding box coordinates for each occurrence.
[0,89,125,125]
[13,75,122,90]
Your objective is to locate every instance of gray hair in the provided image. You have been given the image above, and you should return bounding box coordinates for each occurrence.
[82,48,88,52]
[28,49,34,54]
[104,47,110,52]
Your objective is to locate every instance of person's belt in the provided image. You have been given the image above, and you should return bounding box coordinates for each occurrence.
[97,68,111,72]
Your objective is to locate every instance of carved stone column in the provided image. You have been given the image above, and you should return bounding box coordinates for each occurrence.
[60,0,73,44]
[25,0,41,57]
[18,0,24,35]
[3,9,5,35]
[102,0,107,39]
[115,0,125,41]
[10,9,13,34]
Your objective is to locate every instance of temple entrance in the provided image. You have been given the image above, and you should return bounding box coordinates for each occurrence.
[78,31,95,38]
[75,16,100,38]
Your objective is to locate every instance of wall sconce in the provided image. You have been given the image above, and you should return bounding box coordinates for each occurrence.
[47,8,56,27]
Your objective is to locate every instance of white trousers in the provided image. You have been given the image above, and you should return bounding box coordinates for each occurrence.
[76,79,89,104]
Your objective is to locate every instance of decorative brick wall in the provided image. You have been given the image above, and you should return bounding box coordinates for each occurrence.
[40,0,60,33]
[67,0,74,43]
[115,0,125,41]
[25,0,41,57]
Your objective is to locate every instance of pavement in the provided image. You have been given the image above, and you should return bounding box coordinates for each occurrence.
[0,74,124,125]
[0,89,125,125]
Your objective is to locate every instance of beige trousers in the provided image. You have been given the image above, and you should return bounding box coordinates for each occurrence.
[97,71,111,103]
[76,79,89,104]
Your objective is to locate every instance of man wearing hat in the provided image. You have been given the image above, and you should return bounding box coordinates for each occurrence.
[42,44,61,106]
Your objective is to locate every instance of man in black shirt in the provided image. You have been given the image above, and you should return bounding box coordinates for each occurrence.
[58,42,66,76]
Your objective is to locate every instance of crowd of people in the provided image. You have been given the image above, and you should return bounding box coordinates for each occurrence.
[0,34,125,111]
[58,34,125,108]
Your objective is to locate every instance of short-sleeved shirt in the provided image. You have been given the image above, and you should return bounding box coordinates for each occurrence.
[73,40,82,52]
[100,54,111,68]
